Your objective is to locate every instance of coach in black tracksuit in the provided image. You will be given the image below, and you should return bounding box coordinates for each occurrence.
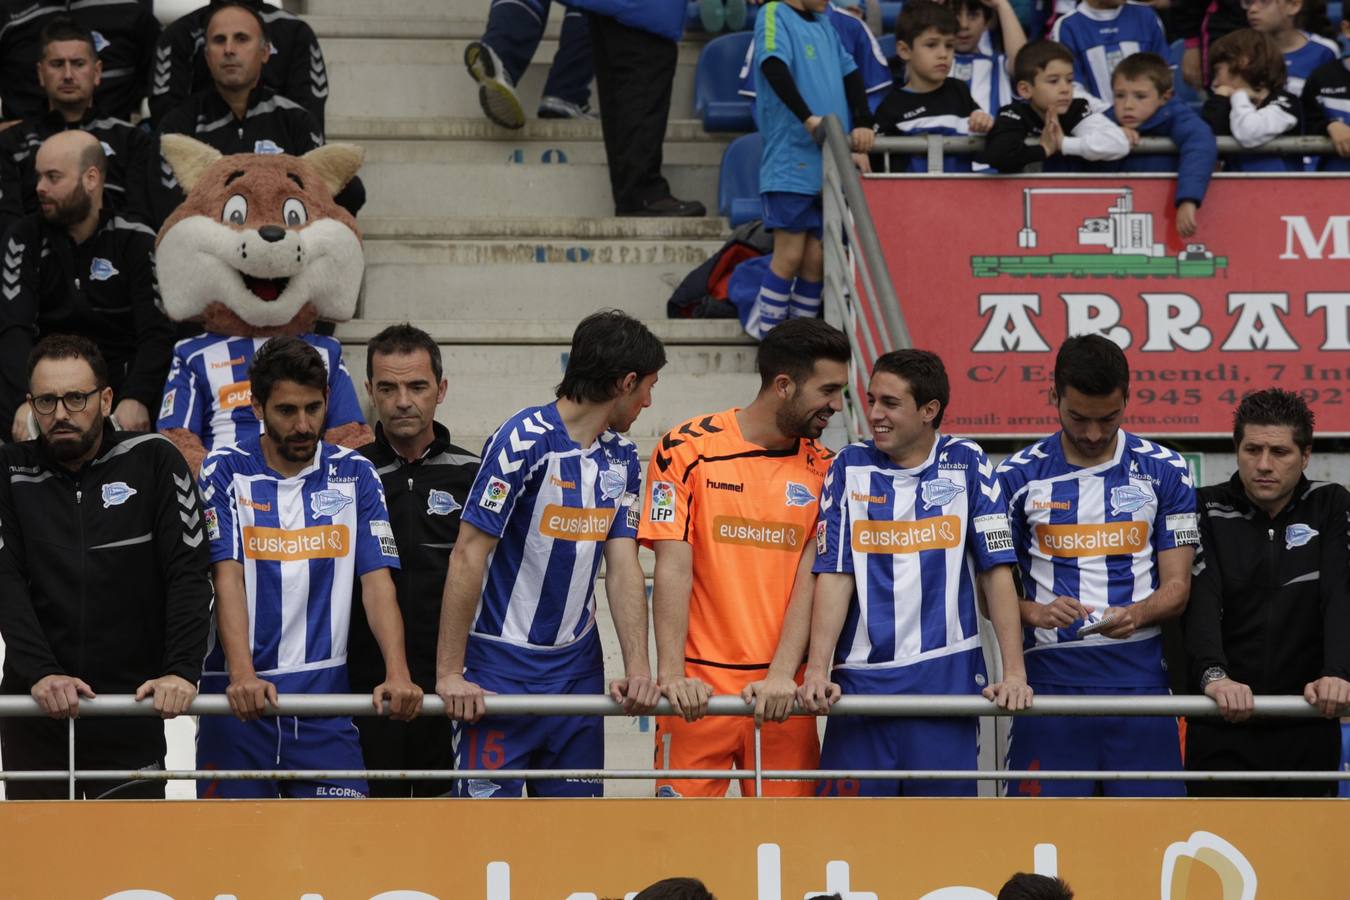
[0,0,160,122]
[1183,390,1350,797]
[349,327,480,797]
[148,0,328,131]
[0,337,212,799]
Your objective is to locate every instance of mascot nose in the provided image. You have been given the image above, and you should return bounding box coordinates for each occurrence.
[258,225,286,243]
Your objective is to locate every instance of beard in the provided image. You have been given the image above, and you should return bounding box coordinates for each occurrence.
[263,420,318,463]
[39,415,101,461]
[40,181,93,228]
[776,400,828,440]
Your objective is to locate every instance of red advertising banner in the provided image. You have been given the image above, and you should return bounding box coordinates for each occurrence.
[862,174,1350,436]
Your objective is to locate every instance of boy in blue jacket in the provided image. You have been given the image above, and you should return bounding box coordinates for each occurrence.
[1101,52,1217,238]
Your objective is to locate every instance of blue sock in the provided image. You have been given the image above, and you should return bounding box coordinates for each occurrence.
[748,269,793,339]
[788,278,823,319]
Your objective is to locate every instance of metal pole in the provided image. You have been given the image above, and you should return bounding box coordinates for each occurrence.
[67,717,75,800]
[754,719,763,797]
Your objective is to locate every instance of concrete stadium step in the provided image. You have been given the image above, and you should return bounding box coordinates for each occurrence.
[320,36,701,122]
[356,144,722,220]
[356,215,729,241]
[355,233,724,322]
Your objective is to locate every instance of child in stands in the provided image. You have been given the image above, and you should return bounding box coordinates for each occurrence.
[1243,0,1338,96]
[745,0,874,339]
[872,1,994,172]
[981,40,1130,171]
[1050,0,1169,101]
[1203,29,1304,170]
[946,0,1029,115]
[1301,9,1350,169]
[1099,52,1216,237]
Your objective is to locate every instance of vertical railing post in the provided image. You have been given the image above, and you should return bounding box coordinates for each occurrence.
[753,719,764,798]
[67,717,76,800]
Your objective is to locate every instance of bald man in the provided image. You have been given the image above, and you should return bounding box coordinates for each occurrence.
[150,1,363,226]
[0,130,174,441]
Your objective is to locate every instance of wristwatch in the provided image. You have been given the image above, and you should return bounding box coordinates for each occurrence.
[1200,666,1229,688]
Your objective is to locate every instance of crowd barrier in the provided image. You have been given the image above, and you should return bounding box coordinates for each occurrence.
[2,693,1345,796]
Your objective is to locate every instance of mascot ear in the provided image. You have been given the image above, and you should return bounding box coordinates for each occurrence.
[301,143,365,197]
[160,134,223,194]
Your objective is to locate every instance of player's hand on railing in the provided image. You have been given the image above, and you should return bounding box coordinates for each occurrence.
[969,111,994,135]
[849,126,875,154]
[374,676,423,722]
[797,670,841,714]
[1122,126,1141,148]
[1329,122,1350,157]
[982,675,1034,711]
[1204,677,1255,723]
[851,152,872,174]
[659,675,712,722]
[1022,595,1087,630]
[227,675,279,721]
[134,674,196,719]
[610,673,661,716]
[436,673,489,723]
[31,674,95,719]
[741,672,798,725]
[1303,676,1350,718]
[804,115,823,137]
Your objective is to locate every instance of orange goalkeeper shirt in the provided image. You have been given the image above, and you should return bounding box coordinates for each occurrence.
[638,409,832,680]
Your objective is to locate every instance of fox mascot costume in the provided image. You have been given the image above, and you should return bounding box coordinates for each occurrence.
[154,134,372,473]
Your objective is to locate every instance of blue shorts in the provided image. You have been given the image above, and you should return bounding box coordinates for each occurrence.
[454,667,604,798]
[1005,683,1183,797]
[196,671,367,799]
[816,665,982,797]
[761,190,822,238]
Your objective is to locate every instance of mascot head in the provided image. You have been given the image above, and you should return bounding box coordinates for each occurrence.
[156,135,365,336]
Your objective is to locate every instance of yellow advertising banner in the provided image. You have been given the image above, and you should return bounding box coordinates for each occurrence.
[0,798,1346,899]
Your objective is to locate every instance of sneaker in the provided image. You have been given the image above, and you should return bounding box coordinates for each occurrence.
[699,0,726,32]
[464,41,524,130]
[631,195,708,217]
[538,95,598,120]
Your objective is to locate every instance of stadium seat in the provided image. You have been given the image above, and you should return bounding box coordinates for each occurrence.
[1169,39,1202,110]
[695,32,756,132]
[879,33,897,61]
[879,1,902,31]
[1330,0,1344,25]
[718,132,762,226]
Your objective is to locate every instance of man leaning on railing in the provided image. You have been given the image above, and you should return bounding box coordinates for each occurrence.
[0,335,212,800]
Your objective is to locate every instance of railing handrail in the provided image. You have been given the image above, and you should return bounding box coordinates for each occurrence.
[870,133,1340,156]
[1,692,1341,718]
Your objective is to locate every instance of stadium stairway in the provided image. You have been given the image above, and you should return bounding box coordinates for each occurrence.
[296,0,763,795]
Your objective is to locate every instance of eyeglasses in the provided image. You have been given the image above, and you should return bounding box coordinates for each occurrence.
[29,387,102,415]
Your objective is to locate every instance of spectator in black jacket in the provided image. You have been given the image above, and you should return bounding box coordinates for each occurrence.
[0,334,212,799]
[0,130,173,442]
[350,324,480,797]
[149,0,328,131]
[0,0,160,122]
[149,2,362,226]
[0,17,154,233]
[1184,389,1350,796]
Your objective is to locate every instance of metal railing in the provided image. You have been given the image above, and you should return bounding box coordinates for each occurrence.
[869,134,1342,173]
[2,693,1346,799]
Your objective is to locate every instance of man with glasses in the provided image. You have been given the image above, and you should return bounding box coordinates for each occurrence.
[0,334,212,799]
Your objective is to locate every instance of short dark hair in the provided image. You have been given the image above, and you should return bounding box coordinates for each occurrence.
[556,310,666,404]
[1233,388,1314,450]
[1208,28,1286,92]
[946,0,996,22]
[27,333,107,388]
[206,0,269,43]
[366,323,443,382]
[897,0,958,44]
[1014,40,1075,89]
[39,16,97,58]
[249,336,328,406]
[997,873,1075,900]
[1112,52,1172,95]
[1053,335,1129,398]
[633,877,716,900]
[873,348,950,428]
[756,318,851,387]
